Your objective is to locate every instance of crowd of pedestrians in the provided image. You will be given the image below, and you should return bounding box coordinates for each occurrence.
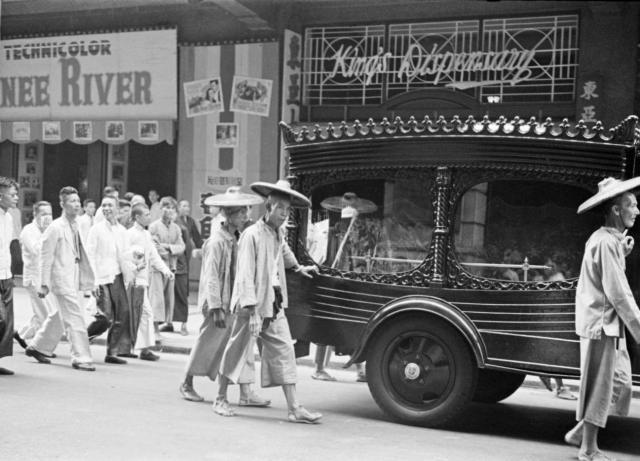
[0,176,323,424]
[1,182,198,371]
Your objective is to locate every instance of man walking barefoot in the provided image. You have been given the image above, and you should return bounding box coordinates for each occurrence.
[566,177,640,461]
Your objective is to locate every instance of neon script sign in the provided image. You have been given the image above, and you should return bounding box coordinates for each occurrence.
[327,43,537,89]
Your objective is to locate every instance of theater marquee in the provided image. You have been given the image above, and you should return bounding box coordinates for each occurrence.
[0,29,177,120]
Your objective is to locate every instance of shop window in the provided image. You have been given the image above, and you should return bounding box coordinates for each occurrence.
[453,180,599,282]
[306,178,433,274]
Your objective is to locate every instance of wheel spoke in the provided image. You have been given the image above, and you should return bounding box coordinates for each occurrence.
[425,343,447,366]
[422,364,450,398]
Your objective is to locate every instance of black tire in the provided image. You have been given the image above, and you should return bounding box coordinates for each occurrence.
[472,369,525,403]
[366,315,477,427]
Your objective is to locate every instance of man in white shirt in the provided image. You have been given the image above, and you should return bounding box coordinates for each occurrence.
[27,186,95,371]
[0,177,19,376]
[127,203,173,361]
[77,198,97,323]
[93,186,118,224]
[16,201,59,347]
[86,196,133,364]
[77,198,96,243]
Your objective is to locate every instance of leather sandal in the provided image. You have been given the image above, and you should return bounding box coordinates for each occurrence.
[239,392,271,407]
[213,398,236,417]
[311,369,336,381]
[556,386,577,400]
[578,450,616,461]
[180,383,204,402]
[288,406,322,424]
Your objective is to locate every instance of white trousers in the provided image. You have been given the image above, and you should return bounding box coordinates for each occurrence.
[135,289,155,350]
[19,285,58,340]
[30,291,93,364]
[81,290,97,325]
[148,271,174,323]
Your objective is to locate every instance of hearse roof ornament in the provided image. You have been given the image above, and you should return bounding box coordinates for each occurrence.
[280,114,639,146]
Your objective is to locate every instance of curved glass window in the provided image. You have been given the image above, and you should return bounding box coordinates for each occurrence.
[453,180,599,281]
[306,178,434,274]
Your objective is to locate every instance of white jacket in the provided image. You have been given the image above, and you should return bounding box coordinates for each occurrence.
[40,215,94,295]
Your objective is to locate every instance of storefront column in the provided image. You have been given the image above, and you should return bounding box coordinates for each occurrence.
[87,142,107,201]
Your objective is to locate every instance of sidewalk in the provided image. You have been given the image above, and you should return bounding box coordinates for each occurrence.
[11,283,639,397]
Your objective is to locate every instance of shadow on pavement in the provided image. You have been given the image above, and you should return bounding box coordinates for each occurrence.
[321,392,640,456]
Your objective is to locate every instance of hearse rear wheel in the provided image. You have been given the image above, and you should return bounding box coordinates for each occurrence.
[367,316,477,427]
[472,369,525,403]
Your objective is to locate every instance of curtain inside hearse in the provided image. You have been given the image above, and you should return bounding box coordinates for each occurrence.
[453,180,600,282]
[306,178,434,274]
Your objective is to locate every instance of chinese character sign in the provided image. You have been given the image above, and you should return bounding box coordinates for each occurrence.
[577,77,601,124]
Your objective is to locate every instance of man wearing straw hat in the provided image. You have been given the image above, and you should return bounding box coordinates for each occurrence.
[565,177,640,461]
[218,179,322,423]
[179,187,270,413]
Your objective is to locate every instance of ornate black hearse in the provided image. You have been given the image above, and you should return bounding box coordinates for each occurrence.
[279,114,640,427]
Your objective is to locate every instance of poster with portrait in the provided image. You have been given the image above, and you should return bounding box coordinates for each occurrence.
[25,143,38,160]
[184,77,224,117]
[26,162,37,175]
[230,76,272,117]
[73,121,93,141]
[139,121,159,141]
[214,123,239,148]
[43,121,61,141]
[12,122,30,141]
[106,121,125,141]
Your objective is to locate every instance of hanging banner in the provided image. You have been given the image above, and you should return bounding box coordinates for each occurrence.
[280,29,302,178]
[0,29,177,120]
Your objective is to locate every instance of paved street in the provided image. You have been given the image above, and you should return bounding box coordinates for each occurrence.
[2,286,640,461]
[2,348,640,461]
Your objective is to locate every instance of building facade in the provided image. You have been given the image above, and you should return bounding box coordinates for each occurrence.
[1,0,639,245]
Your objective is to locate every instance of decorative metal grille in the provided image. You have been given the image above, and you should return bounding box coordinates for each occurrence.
[387,20,479,100]
[302,14,578,106]
[480,15,578,103]
[303,25,386,105]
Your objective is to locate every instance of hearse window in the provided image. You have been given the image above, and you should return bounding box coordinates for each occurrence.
[453,180,598,281]
[306,178,433,274]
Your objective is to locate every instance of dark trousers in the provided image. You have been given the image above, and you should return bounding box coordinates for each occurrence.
[0,278,14,359]
[173,273,189,323]
[89,274,131,356]
[10,240,22,276]
[128,285,145,348]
